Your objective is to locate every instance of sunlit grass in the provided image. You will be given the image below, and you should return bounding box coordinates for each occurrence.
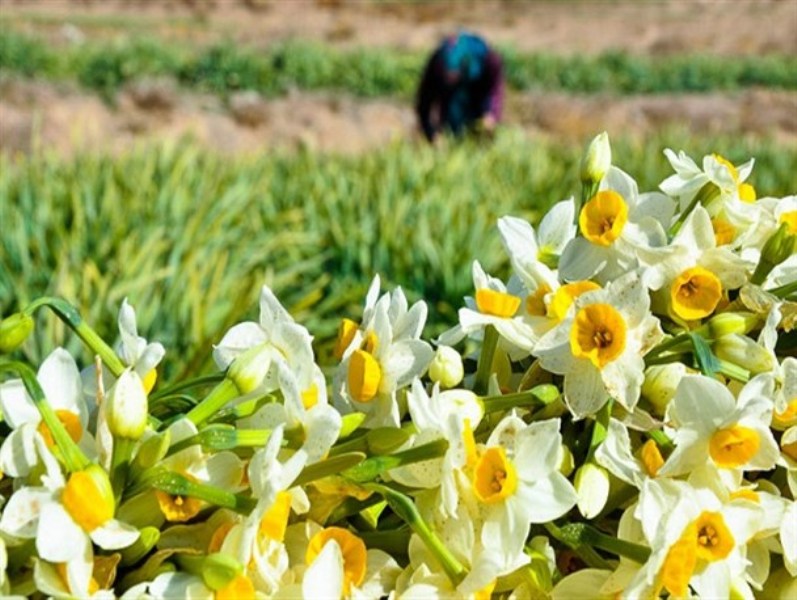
[2,130,794,382]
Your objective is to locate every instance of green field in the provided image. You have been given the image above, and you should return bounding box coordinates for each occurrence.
[2,30,796,100]
[3,131,795,382]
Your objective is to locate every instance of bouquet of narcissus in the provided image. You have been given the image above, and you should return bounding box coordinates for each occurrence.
[1,134,795,599]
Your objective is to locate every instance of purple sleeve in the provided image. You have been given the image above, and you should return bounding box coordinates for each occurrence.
[416,49,445,141]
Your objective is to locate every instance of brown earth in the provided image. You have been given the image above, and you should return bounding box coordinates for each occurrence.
[1,0,796,157]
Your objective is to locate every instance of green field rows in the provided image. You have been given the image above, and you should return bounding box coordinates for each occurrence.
[2,131,795,382]
[2,30,795,100]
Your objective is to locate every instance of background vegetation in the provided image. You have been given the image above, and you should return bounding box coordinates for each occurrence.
[2,130,795,382]
[2,31,796,101]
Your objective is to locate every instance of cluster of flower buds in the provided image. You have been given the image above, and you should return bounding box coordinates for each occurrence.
[0,133,794,599]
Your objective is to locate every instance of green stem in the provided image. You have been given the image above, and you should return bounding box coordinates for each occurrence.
[110,437,136,501]
[562,522,651,565]
[716,359,750,383]
[644,352,690,367]
[183,378,240,427]
[586,399,613,462]
[152,472,257,514]
[23,297,125,377]
[0,361,90,472]
[292,452,367,487]
[767,280,797,299]
[149,374,225,402]
[645,333,692,359]
[474,325,499,395]
[342,439,449,483]
[647,429,675,452]
[365,483,467,586]
[543,522,611,570]
[481,385,560,413]
[668,181,718,238]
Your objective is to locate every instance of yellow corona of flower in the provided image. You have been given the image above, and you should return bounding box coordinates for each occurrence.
[306,527,367,596]
[579,190,629,246]
[570,304,627,369]
[780,210,797,235]
[670,266,722,321]
[711,217,737,246]
[61,466,115,532]
[473,446,519,504]
[258,491,292,542]
[708,425,761,468]
[475,288,522,318]
[547,281,601,322]
[347,349,382,403]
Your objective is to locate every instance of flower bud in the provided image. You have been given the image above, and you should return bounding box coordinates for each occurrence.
[752,222,797,284]
[202,553,243,591]
[580,131,611,186]
[130,430,171,475]
[558,444,575,477]
[226,343,273,394]
[428,345,464,389]
[641,363,688,416]
[574,463,610,519]
[0,313,34,353]
[106,368,148,440]
[714,334,775,374]
[698,311,760,339]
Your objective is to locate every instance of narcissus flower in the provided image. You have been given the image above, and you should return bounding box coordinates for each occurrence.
[559,167,673,285]
[659,374,780,479]
[462,415,577,570]
[641,206,751,321]
[334,290,433,428]
[213,285,316,395]
[626,472,764,599]
[533,272,663,418]
[438,260,537,358]
[0,450,139,598]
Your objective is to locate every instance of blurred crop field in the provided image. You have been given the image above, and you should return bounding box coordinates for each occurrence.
[1,0,796,382]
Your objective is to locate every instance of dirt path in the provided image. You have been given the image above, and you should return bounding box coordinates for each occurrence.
[1,0,796,157]
[2,78,795,157]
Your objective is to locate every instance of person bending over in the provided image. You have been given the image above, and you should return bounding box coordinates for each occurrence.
[416,32,505,143]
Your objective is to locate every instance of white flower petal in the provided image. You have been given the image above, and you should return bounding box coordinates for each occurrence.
[382,340,434,390]
[90,519,141,550]
[559,238,608,282]
[516,473,577,524]
[37,348,84,417]
[0,425,40,477]
[36,502,86,562]
[0,378,39,428]
[514,418,562,481]
[668,375,735,431]
[564,365,607,419]
[212,322,268,369]
[303,540,344,600]
[0,486,52,538]
[259,285,294,329]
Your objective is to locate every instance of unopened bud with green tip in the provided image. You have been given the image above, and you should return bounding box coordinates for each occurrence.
[752,222,797,285]
[696,311,760,339]
[0,313,34,353]
[580,131,611,186]
[714,334,775,374]
[428,345,464,389]
[574,462,610,519]
[107,368,149,440]
[642,363,688,416]
[226,343,273,394]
